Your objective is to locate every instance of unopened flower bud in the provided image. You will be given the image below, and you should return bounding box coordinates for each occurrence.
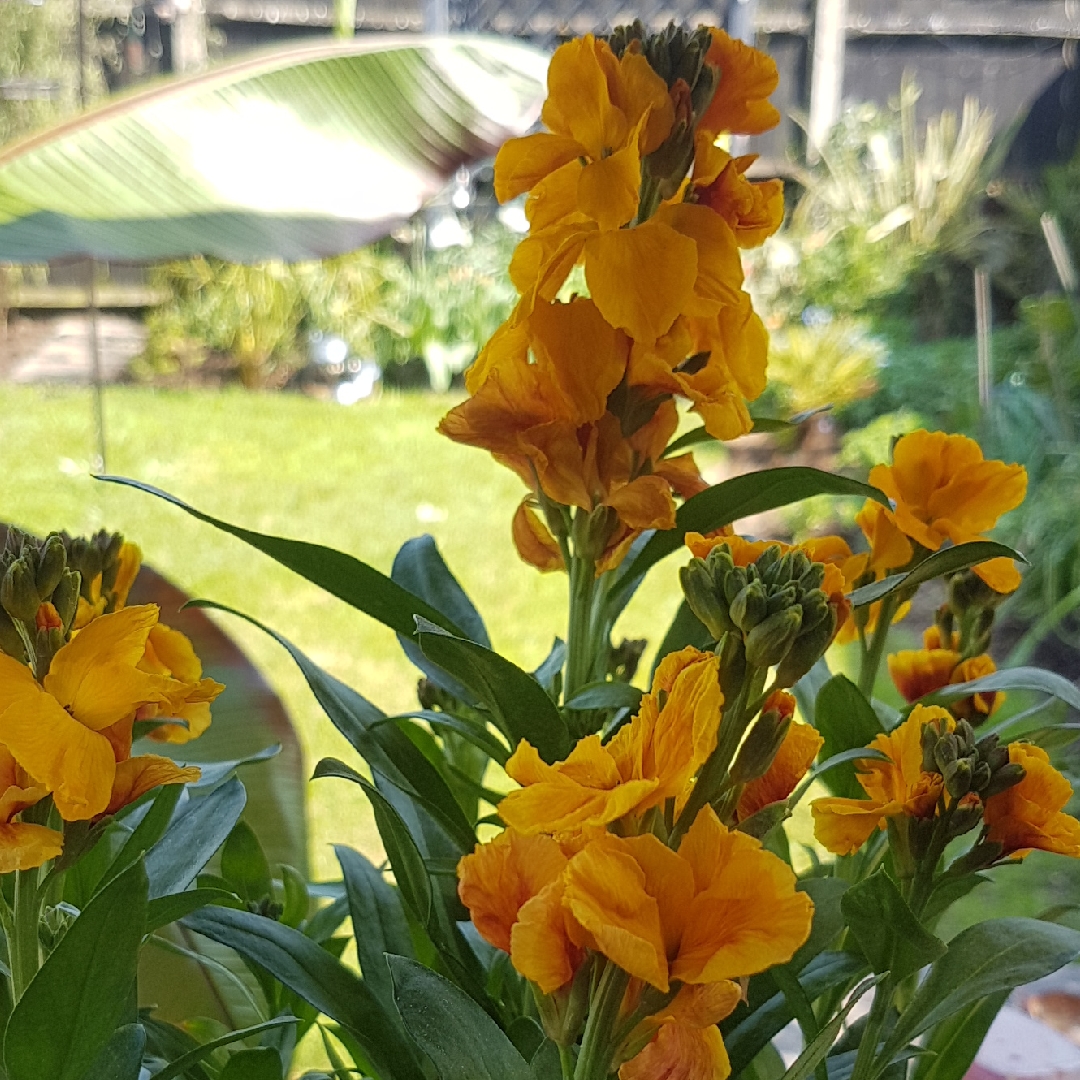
[745,607,802,669]
[680,561,732,638]
[982,761,1026,799]
[774,609,837,688]
[722,564,747,606]
[35,602,62,632]
[52,571,80,631]
[1,559,41,624]
[765,584,798,616]
[933,737,959,773]
[971,761,992,792]
[732,711,792,785]
[944,758,973,799]
[35,535,67,598]
[0,608,26,662]
[921,722,940,773]
[730,581,767,632]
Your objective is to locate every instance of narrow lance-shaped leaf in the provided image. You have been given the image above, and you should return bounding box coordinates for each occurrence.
[919,666,1080,713]
[849,541,1025,608]
[189,600,476,854]
[5,861,149,1080]
[99,477,463,637]
[182,906,427,1080]
[880,917,1080,1063]
[415,617,571,764]
[388,957,533,1080]
[610,468,887,610]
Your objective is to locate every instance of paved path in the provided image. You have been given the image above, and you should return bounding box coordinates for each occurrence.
[1,313,145,383]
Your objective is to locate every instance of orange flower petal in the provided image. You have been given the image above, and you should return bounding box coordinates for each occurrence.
[494,132,585,203]
[564,835,670,991]
[106,754,201,817]
[584,221,698,343]
[458,829,568,952]
[701,29,780,136]
[620,1021,731,1080]
[511,878,581,992]
[512,501,566,573]
[811,796,896,855]
[0,822,64,874]
[887,649,961,703]
[737,719,823,822]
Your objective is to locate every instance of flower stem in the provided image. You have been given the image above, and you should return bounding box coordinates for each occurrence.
[849,974,893,1080]
[574,962,629,1080]
[559,1043,576,1080]
[857,596,898,698]
[11,867,41,1001]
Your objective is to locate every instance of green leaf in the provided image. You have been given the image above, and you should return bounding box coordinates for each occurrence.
[381,711,510,768]
[529,1040,563,1080]
[182,907,425,1080]
[849,542,1025,608]
[564,681,643,712]
[103,782,184,884]
[881,917,1080,1061]
[221,821,274,906]
[922,874,990,926]
[388,956,532,1080]
[841,871,947,980]
[79,1024,146,1080]
[188,745,282,789]
[218,1047,284,1080]
[724,951,867,1074]
[814,676,886,799]
[781,975,881,1080]
[316,758,433,927]
[5,861,148,1080]
[920,666,1080,713]
[393,535,490,703]
[610,468,887,609]
[146,888,244,933]
[912,992,1009,1080]
[788,878,849,974]
[415,617,570,764]
[335,844,415,1013]
[101,478,462,637]
[791,658,834,728]
[148,1018,299,1080]
[145,777,247,899]
[663,418,795,458]
[651,601,712,680]
[194,600,476,855]
[0,38,547,263]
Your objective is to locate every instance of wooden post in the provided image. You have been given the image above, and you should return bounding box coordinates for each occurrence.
[808,0,847,159]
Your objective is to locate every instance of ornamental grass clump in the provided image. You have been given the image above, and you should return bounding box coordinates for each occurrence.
[5,18,1080,1080]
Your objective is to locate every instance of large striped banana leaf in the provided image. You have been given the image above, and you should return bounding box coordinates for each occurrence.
[0,35,547,262]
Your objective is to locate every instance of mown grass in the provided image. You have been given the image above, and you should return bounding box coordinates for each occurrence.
[1,383,693,880]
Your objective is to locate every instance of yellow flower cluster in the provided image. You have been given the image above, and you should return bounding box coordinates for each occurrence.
[440,27,785,573]
[0,540,222,873]
[458,648,815,1079]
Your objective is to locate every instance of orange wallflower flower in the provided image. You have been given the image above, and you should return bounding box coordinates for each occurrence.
[737,703,823,821]
[494,35,674,228]
[0,745,63,873]
[0,605,200,821]
[699,29,781,136]
[888,628,1002,721]
[984,744,1080,859]
[868,430,1026,593]
[811,705,951,856]
[457,828,583,993]
[620,981,741,1080]
[691,133,785,248]
[500,647,722,835]
[563,807,811,992]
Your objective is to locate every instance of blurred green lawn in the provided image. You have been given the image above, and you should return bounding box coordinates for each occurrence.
[1,383,689,881]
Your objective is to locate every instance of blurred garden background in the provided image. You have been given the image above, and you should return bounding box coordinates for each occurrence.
[3,0,1080,1070]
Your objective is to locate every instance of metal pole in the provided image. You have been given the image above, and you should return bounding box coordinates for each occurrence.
[974,268,992,411]
[423,0,449,33]
[86,257,107,474]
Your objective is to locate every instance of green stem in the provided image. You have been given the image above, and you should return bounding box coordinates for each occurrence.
[850,975,893,1080]
[858,596,899,698]
[574,962,629,1080]
[559,1044,576,1080]
[11,867,40,1001]
[566,552,600,702]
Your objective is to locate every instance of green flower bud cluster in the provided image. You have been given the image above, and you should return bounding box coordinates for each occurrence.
[607,21,719,205]
[0,529,82,666]
[63,529,125,608]
[680,544,837,687]
[933,569,1008,661]
[919,718,1025,803]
